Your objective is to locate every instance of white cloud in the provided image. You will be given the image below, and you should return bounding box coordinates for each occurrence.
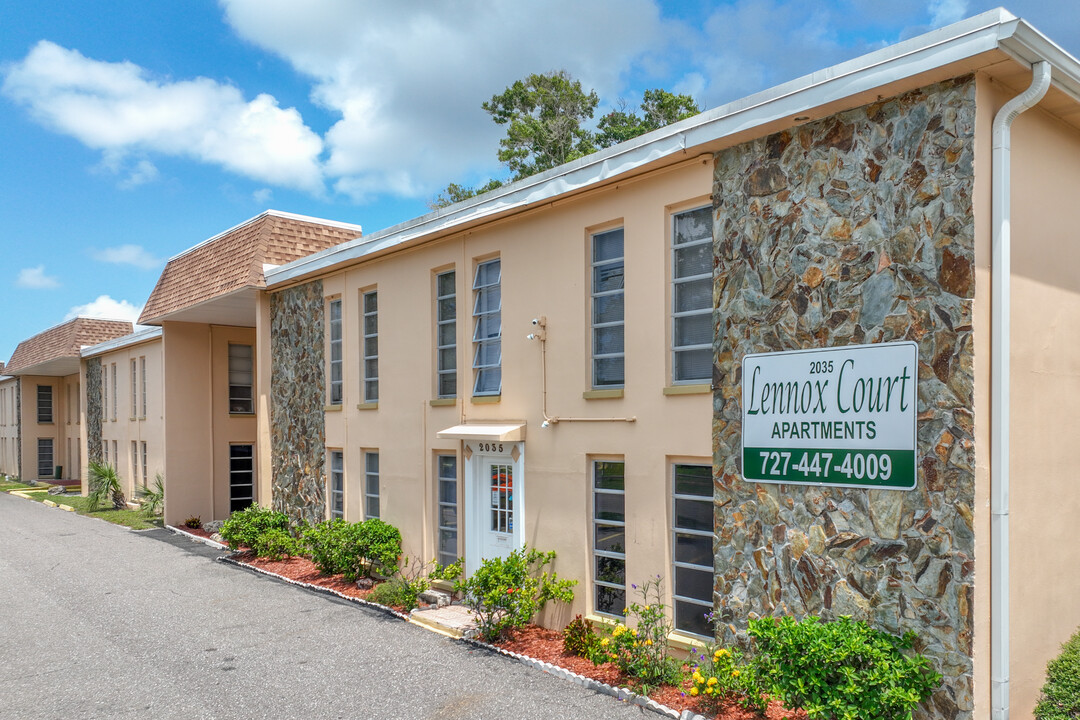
[64,295,143,324]
[928,0,968,27]
[252,188,273,205]
[118,159,159,189]
[220,0,670,196]
[16,265,60,289]
[2,40,325,193]
[91,244,162,270]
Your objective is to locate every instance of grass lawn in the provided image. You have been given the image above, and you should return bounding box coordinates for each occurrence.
[0,480,39,492]
[35,492,163,530]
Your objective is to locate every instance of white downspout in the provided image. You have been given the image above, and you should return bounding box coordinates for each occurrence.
[991,59,1050,720]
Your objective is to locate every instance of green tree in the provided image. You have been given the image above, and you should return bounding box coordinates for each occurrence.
[428,178,504,211]
[482,70,599,180]
[596,89,700,148]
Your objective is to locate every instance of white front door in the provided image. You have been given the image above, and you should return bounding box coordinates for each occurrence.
[464,441,524,574]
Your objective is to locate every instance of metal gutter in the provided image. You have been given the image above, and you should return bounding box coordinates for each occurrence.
[80,326,163,358]
[990,59,1051,720]
[267,8,1023,287]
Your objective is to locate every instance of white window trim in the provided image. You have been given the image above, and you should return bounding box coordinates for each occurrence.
[328,450,344,519]
[671,206,713,385]
[591,228,625,389]
[328,299,343,405]
[110,363,117,421]
[362,290,379,404]
[436,454,458,566]
[435,270,457,399]
[671,463,714,638]
[592,460,626,617]
[141,441,148,486]
[364,451,380,519]
[228,344,255,415]
[472,258,502,397]
[131,359,138,418]
[139,357,147,418]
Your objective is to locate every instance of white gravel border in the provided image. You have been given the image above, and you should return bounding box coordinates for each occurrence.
[165,524,229,550]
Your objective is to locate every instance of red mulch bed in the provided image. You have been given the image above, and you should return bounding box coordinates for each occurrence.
[493,625,806,720]
[178,525,214,539]
[228,551,803,719]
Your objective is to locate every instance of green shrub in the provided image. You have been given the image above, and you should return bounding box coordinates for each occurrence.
[454,546,576,642]
[748,615,941,720]
[302,518,403,581]
[428,557,464,582]
[689,646,766,714]
[252,527,301,560]
[137,474,165,516]
[563,615,600,658]
[590,577,681,688]
[370,556,431,610]
[220,504,289,550]
[1035,626,1080,719]
[87,461,125,511]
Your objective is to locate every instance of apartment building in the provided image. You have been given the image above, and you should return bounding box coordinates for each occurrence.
[2,318,133,483]
[136,210,363,526]
[80,327,164,501]
[0,371,17,477]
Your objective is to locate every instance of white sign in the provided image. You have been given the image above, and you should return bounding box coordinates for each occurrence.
[741,341,918,489]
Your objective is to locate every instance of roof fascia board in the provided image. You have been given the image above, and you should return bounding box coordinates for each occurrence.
[140,285,258,327]
[998,20,1080,104]
[266,9,1023,289]
[80,327,163,358]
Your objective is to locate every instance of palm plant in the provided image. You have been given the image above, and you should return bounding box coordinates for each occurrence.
[87,461,125,511]
[137,473,165,516]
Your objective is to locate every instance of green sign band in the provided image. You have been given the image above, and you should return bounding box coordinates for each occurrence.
[742,447,916,489]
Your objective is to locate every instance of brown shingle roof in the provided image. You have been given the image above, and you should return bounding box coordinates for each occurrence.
[6,318,133,374]
[139,211,361,324]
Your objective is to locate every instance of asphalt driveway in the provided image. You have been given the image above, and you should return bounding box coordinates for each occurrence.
[0,493,647,720]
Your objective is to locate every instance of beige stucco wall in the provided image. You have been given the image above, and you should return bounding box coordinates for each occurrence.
[290,157,714,625]
[84,338,164,501]
[0,376,19,476]
[971,73,1080,719]
[161,321,257,525]
[16,374,79,481]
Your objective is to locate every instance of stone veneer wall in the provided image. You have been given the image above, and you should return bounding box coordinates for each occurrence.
[270,280,327,525]
[712,77,976,720]
[85,359,102,465]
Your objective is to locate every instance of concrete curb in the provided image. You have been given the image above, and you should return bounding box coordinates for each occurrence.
[166,525,229,551]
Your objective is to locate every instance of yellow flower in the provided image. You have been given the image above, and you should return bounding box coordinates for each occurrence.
[600,638,610,647]
[707,677,718,686]
[613,625,626,637]
[645,639,653,646]
[692,671,703,683]
[717,648,730,657]
[732,670,740,677]
[690,687,699,697]
[631,629,638,637]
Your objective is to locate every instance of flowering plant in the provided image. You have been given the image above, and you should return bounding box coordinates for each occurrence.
[689,645,765,714]
[590,576,681,688]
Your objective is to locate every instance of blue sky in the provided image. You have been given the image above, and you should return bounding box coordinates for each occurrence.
[1,1,1078,363]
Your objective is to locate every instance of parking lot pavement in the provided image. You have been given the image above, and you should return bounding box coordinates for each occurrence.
[0,493,647,720]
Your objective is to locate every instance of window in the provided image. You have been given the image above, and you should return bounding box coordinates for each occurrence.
[436,270,457,398]
[141,441,148,486]
[329,450,344,519]
[592,228,625,388]
[37,438,53,478]
[436,455,458,566]
[593,461,626,616]
[362,291,379,403]
[130,359,137,417]
[229,444,254,512]
[139,357,147,417]
[228,344,254,414]
[75,439,81,481]
[472,258,501,396]
[672,464,714,637]
[76,381,81,424]
[328,299,343,405]
[102,440,109,466]
[365,451,380,519]
[102,368,108,421]
[131,441,139,485]
[112,441,118,470]
[37,385,53,423]
[111,363,117,420]
[671,206,713,384]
